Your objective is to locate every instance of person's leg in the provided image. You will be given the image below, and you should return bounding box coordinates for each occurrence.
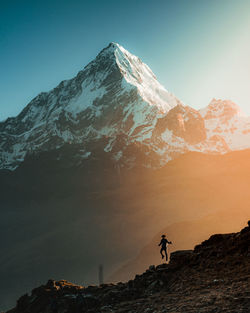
[160,248,164,259]
[165,249,168,262]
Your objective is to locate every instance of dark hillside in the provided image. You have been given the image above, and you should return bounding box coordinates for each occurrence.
[7,222,250,313]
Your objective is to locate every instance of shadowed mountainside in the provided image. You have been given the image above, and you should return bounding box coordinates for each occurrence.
[1,149,250,310]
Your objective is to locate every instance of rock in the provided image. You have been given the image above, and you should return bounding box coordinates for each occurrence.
[169,250,193,266]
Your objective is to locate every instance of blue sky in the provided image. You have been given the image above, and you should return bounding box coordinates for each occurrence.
[1,0,250,120]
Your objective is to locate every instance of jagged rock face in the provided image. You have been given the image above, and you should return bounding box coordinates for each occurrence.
[155,104,207,145]
[8,223,250,313]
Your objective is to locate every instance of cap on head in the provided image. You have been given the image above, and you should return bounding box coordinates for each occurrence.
[161,234,166,238]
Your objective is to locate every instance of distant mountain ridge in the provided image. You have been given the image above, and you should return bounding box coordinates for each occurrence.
[1,42,250,170]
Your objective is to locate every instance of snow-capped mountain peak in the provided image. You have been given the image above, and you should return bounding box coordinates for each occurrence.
[82,42,178,113]
[1,43,250,171]
[110,43,176,113]
[0,43,181,170]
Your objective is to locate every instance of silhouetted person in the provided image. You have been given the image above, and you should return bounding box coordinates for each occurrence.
[158,234,172,262]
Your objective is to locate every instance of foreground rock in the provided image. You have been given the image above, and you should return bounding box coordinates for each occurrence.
[7,222,250,313]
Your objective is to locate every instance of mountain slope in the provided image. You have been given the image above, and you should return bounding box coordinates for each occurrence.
[7,222,250,313]
[1,149,250,311]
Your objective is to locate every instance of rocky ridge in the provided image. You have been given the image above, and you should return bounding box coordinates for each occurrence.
[7,222,250,313]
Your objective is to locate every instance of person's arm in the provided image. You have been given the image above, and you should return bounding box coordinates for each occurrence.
[167,239,172,244]
[158,239,162,246]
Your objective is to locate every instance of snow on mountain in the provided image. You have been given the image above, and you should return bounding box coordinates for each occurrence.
[200,99,250,150]
[113,43,177,113]
[0,43,249,171]
[149,103,229,164]
[0,43,181,170]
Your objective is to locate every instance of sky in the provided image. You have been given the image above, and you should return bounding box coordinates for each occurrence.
[0,0,250,120]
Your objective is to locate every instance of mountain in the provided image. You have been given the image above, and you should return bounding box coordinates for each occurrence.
[200,98,250,150]
[1,43,250,311]
[0,42,180,170]
[6,222,250,313]
[1,43,250,172]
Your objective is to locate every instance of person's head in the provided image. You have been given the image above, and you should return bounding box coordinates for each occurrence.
[161,234,166,238]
